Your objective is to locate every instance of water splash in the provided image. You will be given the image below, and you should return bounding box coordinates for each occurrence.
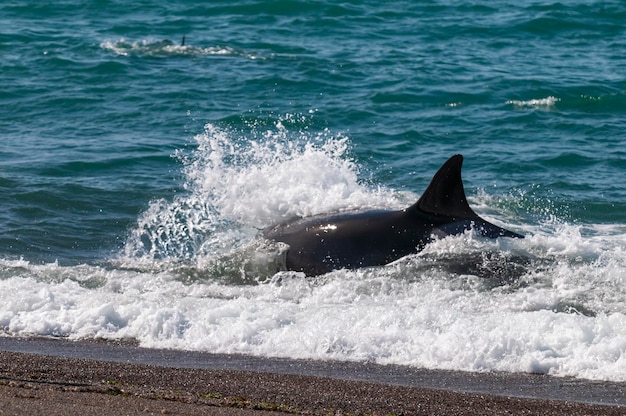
[123,119,395,272]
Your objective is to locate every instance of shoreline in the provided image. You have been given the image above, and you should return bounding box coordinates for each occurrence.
[1,337,625,415]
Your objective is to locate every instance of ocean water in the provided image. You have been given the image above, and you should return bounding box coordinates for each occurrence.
[2,1,626,382]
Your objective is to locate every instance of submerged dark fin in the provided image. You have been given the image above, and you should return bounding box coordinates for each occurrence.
[411,154,477,219]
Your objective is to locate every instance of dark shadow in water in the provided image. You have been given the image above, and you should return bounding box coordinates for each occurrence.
[400,250,543,290]
[400,251,597,317]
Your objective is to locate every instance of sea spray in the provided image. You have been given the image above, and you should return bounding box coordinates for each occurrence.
[123,120,397,270]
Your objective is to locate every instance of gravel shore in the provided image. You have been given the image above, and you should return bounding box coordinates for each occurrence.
[1,347,625,415]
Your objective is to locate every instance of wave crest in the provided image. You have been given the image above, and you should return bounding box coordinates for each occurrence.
[100,38,261,59]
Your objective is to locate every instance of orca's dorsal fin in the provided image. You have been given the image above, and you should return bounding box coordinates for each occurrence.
[409,154,479,220]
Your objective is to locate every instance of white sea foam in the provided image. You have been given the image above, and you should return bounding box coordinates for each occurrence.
[100,38,262,59]
[2,121,626,382]
[506,96,560,108]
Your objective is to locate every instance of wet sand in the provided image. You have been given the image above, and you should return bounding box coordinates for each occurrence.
[1,337,625,415]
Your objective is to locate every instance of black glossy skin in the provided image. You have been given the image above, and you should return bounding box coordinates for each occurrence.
[263,155,523,276]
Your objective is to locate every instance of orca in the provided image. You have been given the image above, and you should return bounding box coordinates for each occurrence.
[263,154,523,276]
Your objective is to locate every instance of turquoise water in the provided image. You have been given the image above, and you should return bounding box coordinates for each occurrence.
[2,1,626,381]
